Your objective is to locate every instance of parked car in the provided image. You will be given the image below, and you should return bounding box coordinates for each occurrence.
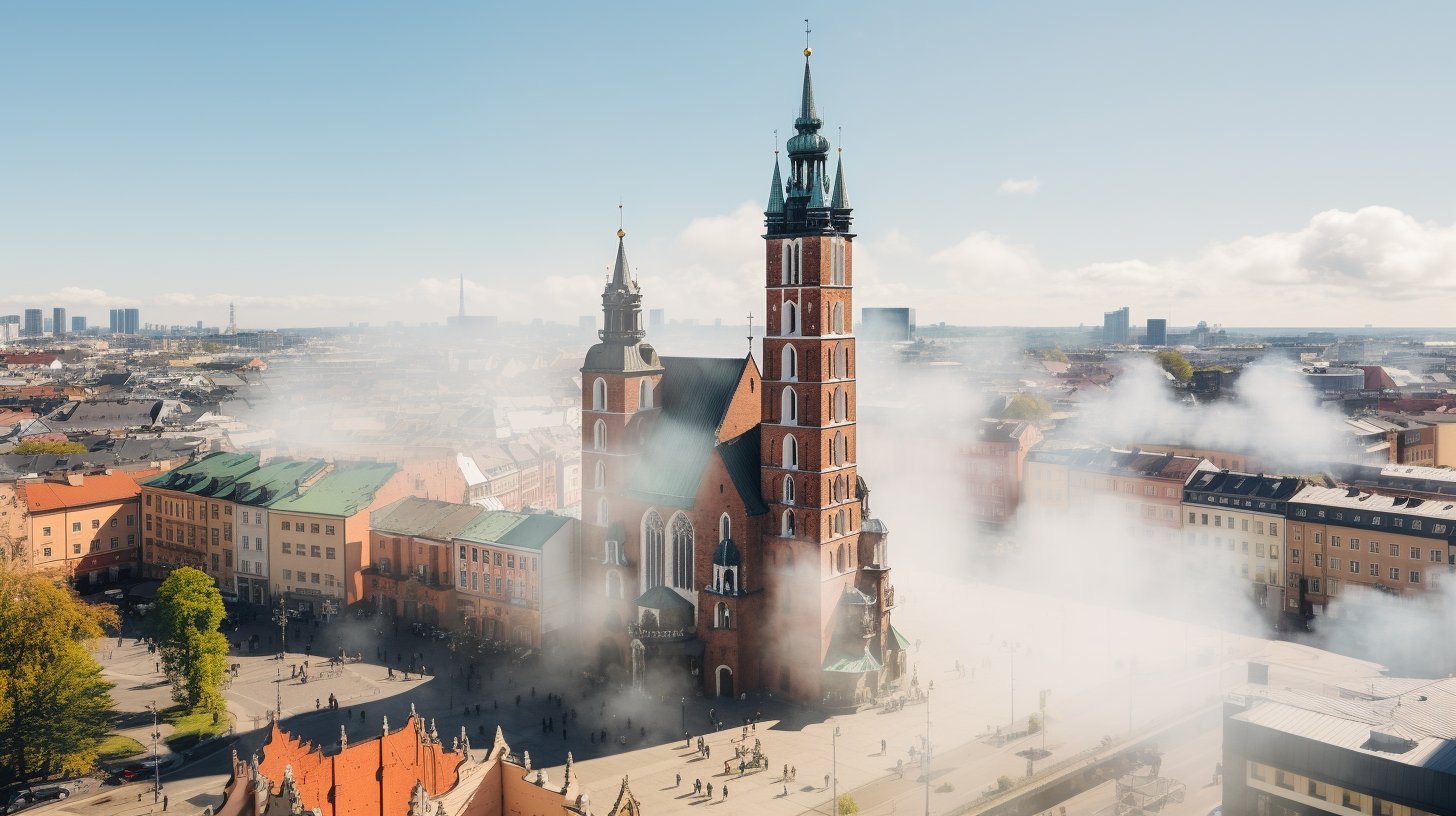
[6,786,69,813]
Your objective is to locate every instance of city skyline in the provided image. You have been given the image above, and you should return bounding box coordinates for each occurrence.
[7,3,1456,329]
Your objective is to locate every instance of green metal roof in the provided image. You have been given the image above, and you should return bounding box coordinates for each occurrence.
[370,496,484,539]
[497,513,572,550]
[890,625,911,651]
[454,511,527,545]
[831,154,849,209]
[266,462,398,518]
[766,160,785,214]
[625,356,757,511]
[823,648,883,674]
[634,584,694,611]
[229,459,329,506]
[719,427,769,516]
[145,452,259,496]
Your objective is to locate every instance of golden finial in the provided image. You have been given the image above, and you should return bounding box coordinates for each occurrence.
[804,47,812,57]
[617,229,625,238]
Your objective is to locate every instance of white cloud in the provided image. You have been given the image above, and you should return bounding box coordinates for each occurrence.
[998,176,1041,194]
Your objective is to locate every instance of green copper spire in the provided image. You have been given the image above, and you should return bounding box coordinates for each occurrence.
[830,152,849,209]
[767,158,785,214]
[797,53,819,125]
[808,164,826,208]
[609,231,636,292]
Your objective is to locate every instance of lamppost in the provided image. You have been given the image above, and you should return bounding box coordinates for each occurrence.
[272,597,288,720]
[832,724,841,816]
[924,680,934,816]
[149,701,161,803]
[680,697,686,735]
[1000,641,1020,727]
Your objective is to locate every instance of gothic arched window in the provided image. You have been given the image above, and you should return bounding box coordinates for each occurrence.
[832,302,844,335]
[781,242,792,285]
[643,511,665,589]
[783,475,795,504]
[716,602,731,629]
[782,344,797,381]
[593,420,606,451]
[833,431,846,465]
[831,237,846,285]
[719,513,731,543]
[606,570,624,599]
[783,434,798,470]
[594,460,606,490]
[835,387,847,422]
[671,513,694,590]
[638,378,653,410]
[596,497,609,526]
[782,510,796,537]
[781,387,798,425]
[783,301,798,336]
[593,378,607,411]
[792,240,803,285]
[836,345,848,379]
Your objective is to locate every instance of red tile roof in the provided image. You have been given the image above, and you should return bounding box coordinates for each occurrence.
[19,474,141,513]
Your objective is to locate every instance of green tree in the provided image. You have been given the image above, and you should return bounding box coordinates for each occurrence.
[12,440,88,455]
[152,568,229,713]
[837,794,859,816]
[1031,347,1069,363]
[1002,393,1052,421]
[1155,351,1193,382]
[0,565,117,786]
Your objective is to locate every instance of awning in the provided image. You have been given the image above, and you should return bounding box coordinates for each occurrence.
[824,649,883,674]
[634,585,694,611]
[890,625,912,651]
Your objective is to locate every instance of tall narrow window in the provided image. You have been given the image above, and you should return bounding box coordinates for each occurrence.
[781,242,792,285]
[783,475,795,504]
[594,461,606,489]
[783,434,799,469]
[593,378,607,410]
[835,387,847,422]
[593,420,606,451]
[597,497,609,526]
[832,302,845,335]
[638,378,653,410]
[643,511,666,589]
[782,510,796,537]
[833,431,846,465]
[782,344,797,380]
[672,513,694,590]
[836,345,848,378]
[783,301,797,335]
[792,240,802,284]
[782,387,798,425]
[720,513,731,542]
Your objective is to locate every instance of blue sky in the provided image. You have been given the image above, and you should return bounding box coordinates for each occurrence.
[5,2,1456,329]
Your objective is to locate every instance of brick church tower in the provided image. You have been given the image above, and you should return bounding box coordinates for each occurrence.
[759,48,896,706]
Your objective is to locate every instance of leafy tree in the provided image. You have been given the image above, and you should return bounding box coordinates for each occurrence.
[837,794,859,816]
[152,568,229,713]
[1001,393,1052,421]
[12,440,88,455]
[1155,351,1193,382]
[0,565,117,786]
[1031,347,1069,363]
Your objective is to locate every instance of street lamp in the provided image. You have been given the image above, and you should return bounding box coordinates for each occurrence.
[1000,641,1020,727]
[149,701,161,803]
[680,697,686,735]
[272,596,288,720]
[832,724,841,816]
[924,680,934,816]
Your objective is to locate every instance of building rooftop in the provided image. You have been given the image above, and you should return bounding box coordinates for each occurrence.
[19,473,141,513]
[370,496,484,540]
[267,462,398,518]
[1289,484,1456,522]
[454,510,571,551]
[1184,471,1302,501]
[1230,678,1456,773]
[145,451,260,496]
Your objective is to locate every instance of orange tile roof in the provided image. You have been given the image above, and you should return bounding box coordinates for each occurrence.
[19,474,142,513]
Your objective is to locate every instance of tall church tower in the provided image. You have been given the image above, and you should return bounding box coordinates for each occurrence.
[582,231,664,569]
[760,48,894,706]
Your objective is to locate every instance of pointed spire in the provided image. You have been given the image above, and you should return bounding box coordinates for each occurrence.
[610,230,634,290]
[808,164,826,208]
[798,53,818,124]
[767,159,785,214]
[831,152,850,209]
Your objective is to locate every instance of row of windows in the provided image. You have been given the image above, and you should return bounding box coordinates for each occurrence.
[1190,513,1279,536]
[458,571,538,599]
[280,543,335,559]
[280,520,334,535]
[590,378,654,413]
[775,343,852,382]
[776,299,847,337]
[1293,506,1450,534]
[1247,761,1439,816]
[778,238,847,286]
[281,569,335,587]
[240,535,266,550]
[238,560,265,575]
[777,385,850,425]
[1314,558,1423,582]
[42,516,133,537]
[457,545,535,571]
[40,536,131,558]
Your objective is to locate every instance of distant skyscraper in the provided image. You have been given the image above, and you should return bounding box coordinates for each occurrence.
[71,316,87,332]
[124,308,140,335]
[1145,318,1167,346]
[52,308,67,337]
[861,307,916,341]
[1103,306,1130,344]
[109,309,121,334]
[42,317,53,334]
[648,309,665,329]
[23,309,42,337]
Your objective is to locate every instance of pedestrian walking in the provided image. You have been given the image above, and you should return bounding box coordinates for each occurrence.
[675,773,681,788]
[722,785,728,800]
[163,795,169,811]
[783,784,788,797]
[791,765,797,780]
[824,774,830,789]
[707,782,713,799]
[881,739,887,755]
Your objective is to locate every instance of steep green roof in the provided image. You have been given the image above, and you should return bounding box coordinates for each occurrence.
[454,510,572,551]
[370,496,484,539]
[625,356,756,510]
[266,462,398,517]
[719,427,769,516]
[830,153,849,209]
[145,452,259,497]
[766,159,785,214]
[823,649,883,674]
[634,584,694,611]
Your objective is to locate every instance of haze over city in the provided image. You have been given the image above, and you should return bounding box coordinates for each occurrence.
[8,3,1456,328]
